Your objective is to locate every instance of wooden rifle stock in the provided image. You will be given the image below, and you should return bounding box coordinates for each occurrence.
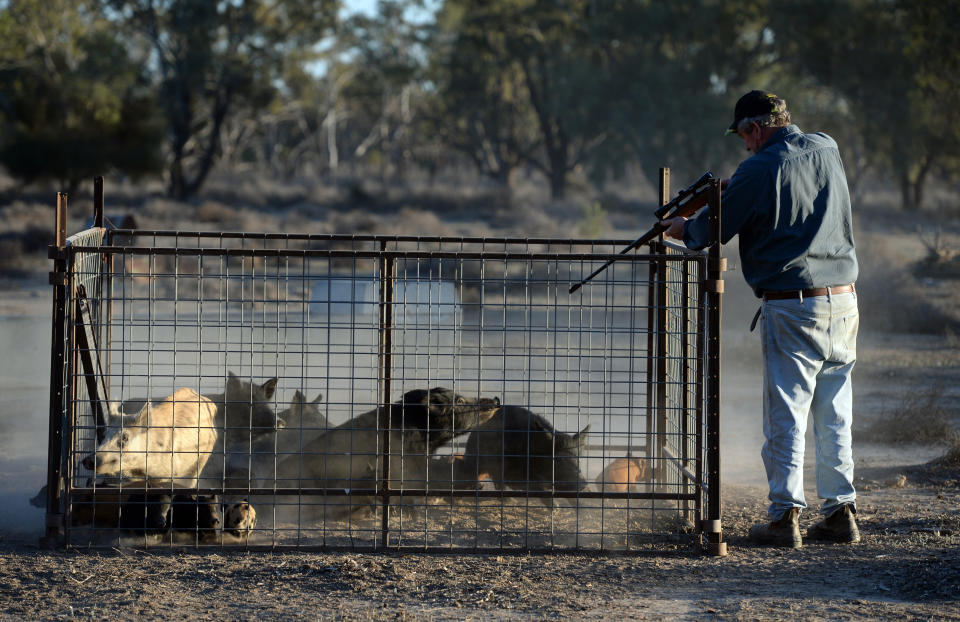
[569,172,716,294]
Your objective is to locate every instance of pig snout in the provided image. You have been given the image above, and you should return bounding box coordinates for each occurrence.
[81,453,96,471]
[275,417,286,430]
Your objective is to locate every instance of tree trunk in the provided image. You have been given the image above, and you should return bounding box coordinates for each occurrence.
[166,83,192,200]
[167,88,232,201]
[521,56,570,201]
[549,164,566,200]
[900,157,933,211]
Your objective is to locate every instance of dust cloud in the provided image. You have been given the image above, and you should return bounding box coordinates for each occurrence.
[0,312,51,536]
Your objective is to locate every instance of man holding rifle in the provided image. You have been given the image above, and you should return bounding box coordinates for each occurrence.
[661,91,860,549]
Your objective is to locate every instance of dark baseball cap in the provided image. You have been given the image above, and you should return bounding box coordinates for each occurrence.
[726,90,782,135]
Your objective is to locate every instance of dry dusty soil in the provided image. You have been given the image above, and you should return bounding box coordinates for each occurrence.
[0,474,957,620]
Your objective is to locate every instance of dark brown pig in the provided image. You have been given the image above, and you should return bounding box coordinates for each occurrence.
[454,406,590,504]
[276,387,501,519]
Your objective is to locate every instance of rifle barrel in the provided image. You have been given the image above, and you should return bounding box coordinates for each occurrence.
[567,171,716,294]
[568,222,666,294]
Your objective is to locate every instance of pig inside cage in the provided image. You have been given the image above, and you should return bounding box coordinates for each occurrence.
[46,223,723,553]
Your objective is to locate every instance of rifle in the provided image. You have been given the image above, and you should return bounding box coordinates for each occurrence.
[568,171,717,294]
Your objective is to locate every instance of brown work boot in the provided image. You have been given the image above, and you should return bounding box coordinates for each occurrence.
[807,504,860,543]
[749,507,802,548]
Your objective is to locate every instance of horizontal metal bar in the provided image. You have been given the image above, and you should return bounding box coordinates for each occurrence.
[70,487,698,501]
[68,244,707,263]
[66,543,696,555]
[101,230,647,246]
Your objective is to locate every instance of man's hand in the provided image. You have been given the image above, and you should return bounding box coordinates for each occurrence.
[660,216,687,241]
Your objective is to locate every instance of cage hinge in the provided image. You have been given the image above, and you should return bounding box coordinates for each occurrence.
[49,271,67,286]
[709,257,727,272]
[702,278,724,293]
[700,519,722,534]
[45,513,64,528]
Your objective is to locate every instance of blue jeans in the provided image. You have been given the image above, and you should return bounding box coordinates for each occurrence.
[760,291,858,518]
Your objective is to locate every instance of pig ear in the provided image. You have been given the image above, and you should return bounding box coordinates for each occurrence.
[574,424,590,449]
[292,390,305,404]
[136,403,152,421]
[227,371,240,391]
[311,393,323,405]
[261,378,278,399]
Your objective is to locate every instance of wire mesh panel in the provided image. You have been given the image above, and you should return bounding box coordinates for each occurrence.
[47,231,718,552]
[650,240,707,524]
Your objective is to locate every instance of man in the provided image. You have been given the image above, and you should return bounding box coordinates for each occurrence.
[661,90,860,549]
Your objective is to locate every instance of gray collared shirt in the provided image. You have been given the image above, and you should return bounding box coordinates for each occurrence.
[683,124,858,297]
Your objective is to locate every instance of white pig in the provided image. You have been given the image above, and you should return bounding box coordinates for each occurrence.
[82,388,218,488]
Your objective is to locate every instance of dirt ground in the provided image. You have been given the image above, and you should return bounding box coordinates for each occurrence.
[1,190,959,620]
[0,476,957,620]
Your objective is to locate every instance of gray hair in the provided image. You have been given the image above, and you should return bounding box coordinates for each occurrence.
[736,97,792,132]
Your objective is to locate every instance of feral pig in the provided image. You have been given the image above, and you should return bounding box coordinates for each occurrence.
[120,372,284,483]
[278,390,327,444]
[119,493,221,542]
[167,494,221,540]
[82,388,218,487]
[195,372,284,487]
[211,372,283,449]
[222,501,257,538]
[594,455,648,493]
[454,406,590,504]
[117,492,170,535]
[275,387,501,518]
[222,390,325,489]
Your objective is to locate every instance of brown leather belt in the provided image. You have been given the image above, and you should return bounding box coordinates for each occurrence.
[762,284,855,300]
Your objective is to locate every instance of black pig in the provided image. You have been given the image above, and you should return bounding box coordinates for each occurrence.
[454,406,590,503]
[168,494,221,541]
[119,492,221,541]
[118,492,171,535]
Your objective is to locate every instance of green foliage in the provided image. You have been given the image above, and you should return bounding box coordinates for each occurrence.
[901,0,960,184]
[103,0,338,199]
[427,1,541,185]
[0,0,956,208]
[770,0,960,209]
[337,1,428,177]
[0,0,163,190]
[584,0,775,189]
[430,0,622,198]
[578,201,607,238]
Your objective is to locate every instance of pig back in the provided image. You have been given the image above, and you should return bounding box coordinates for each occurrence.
[463,406,587,492]
[145,388,218,482]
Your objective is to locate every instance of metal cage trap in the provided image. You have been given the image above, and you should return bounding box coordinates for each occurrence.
[43,173,725,554]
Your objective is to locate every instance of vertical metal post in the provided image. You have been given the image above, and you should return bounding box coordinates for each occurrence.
[644,266,656,460]
[56,193,68,247]
[694,257,706,529]
[99,176,114,404]
[378,242,395,546]
[704,179,726,556]
[93,177,104,228]
[42,193,69,547]
[645,168,670,462]
[680,258,690,519]
[653,169,670,486]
